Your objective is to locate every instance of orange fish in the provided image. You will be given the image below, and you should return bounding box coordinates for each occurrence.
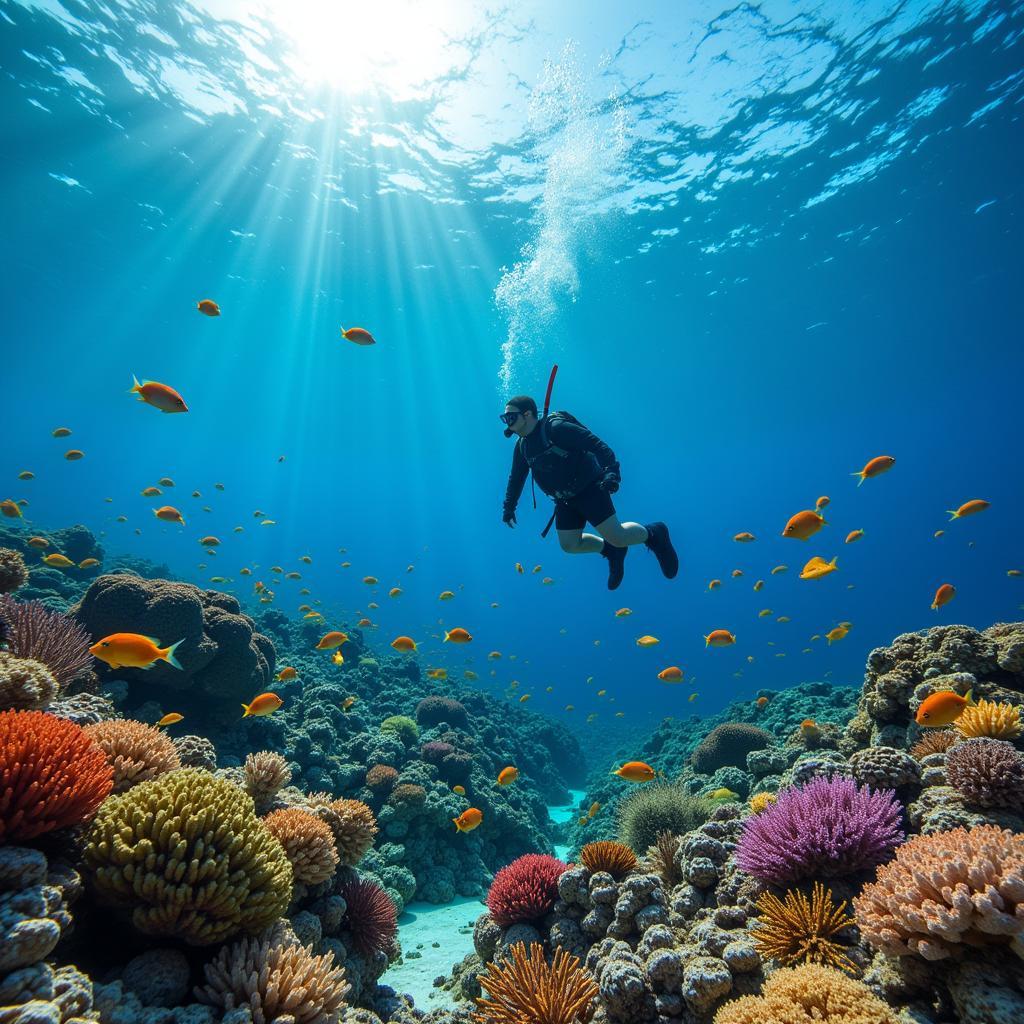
[439,591,455,601]
[756,696,769,707]
[197,299,220,316]
[704,629,735,647]
[731,569,744,578]
[276,666,298,681]
[734,532,756,543]
[636,635,660,647]
[363,576,378,585]
[341,696,357,711]
[453,807,483,832]
[78,558,100,569]
[316,631,349,650]
[130,375,188,413]
[657,666,684,683]
[391,636,418,652]
[341,325,376,346]
[612,761,656,783]
[141,487,162,497]
[852,455,895,485]
[388,587,402,598]
[588,802,601,818]
[815,496,830,511]
[497,766,518,786]
[156,713,184,727]
[241,692,284,718]
[453,785,466,796]
[615,607,633,617]
[488,651,502,659]
[27,537,49,548]
[916,689,973,727]
[782,510,826,540]
[799,556,838,580]
[199,536,220,547]
[845,529,864,543]
[445,628,472,644]
[357,618,373,627]
[947,499,990,520]
[931,583,956,610]
[426,668,448,680]
[64,449,84,460]
[753,580,764,592]
[332,651,344,666]
[708,579,722,591]
[51,427,72,437]
[90,632,184,670]
[154,506,185,526]
[0,500,22,519]
[43,554,75,568]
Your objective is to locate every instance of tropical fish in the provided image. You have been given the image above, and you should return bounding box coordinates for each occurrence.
[1008,570,1022,578]
[704,629,735,647]
[931,583,956,610]
[915,689,973,727]
[140,486,163,498]
[130,375,188,413]
[636,635,660,647]
[708,579,722,591]
[731,569,744,578]
[27,537,49,548]
[578,815,589,825]
[947,499,990,520]
[799,556,838,580]
[532,565,542,574]
[776,615,791,623]
[771,565,788,575]
[156,713,184,727]
[800,719,820,739]
[565,704,575,712]
[756,696,769,707]
[341,326,376,345]
[497,766,518,786]
[197,299,220,316]
[260,519,276,527]
[845,529,864,543]
[453,785,466,796]
[588,802,601,818]
[815,496,830,511]
[316,631,348,650]
[615,608,633,617]
[758,609,773,618]
[734,532,756,542]
[332,651,344,666]
[341,696,357,711]
[215,483,225,491]
[612,761,656,783]
[357,618,373,627]
[426,668,448,680]
[515,563,524,574]
[688,693,698,702]
[285,572,301,581]
[154,506,185,525]
[826,625,848,645]
[852,455,895,485]
[64,449,84,460]
[363,576,378,585]
[439,591,455,601]
[709,788,739,800]
[453,807,483,833]
[17,471,34,480]
[388,587,402,598]
[158,478,175,487]
[753,580,764,592]
[542,577,554,585]
[391,636,418,652]
[51,427,72,437]
[782,510,826,540]
[596,689,606,697]
[241,692,284,718]
[0,500,22,519]
[90,632,184,670]
[488,651,501,660]
[519,693,530,702]
[43,554,75,568]
[78,558,100,569]
[464,670,479,681]
[445,628,472,643]
[657,666,684,683]
[276,666,298,681]
[199,536,220,547]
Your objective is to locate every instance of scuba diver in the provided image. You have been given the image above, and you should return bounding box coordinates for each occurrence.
[501,395,678,590]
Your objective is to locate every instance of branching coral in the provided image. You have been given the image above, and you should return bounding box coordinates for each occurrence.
[487,854,568,927]
[753,882,857,973]
[945,738,1024,810]
[0,596,93,687]
[84,768,292,945]
[642,830,681,888]
[853,825,1024,961]
[0,652,58,710]
[336,877,398,957]
[691,723,775,774]
[580,841,637,880]
[263,808,339,885]
[909,730,959,760]
[617,781,715,854]
[243,750,291,800]
[0,549,28,595]
[736,777,903,884]
[713,964,898,1024]
[197,924,349,1024]
[83,718,180,792]
[474,942,597,1024]
[0,710,113,842]
[306,795,378,865]
[954,698,1022,740]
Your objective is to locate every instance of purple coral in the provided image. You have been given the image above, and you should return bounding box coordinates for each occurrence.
[736,776,904,884]
[0,596,93,687]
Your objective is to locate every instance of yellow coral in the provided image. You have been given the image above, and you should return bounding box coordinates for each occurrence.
[263,808,339,885]
[954,699,1022,741]
[749,792,777,814]
[752,882,856,973]
[713,964,898,1024]
[243,750,292,800]
[474,942,598,1024]
[83,719,180,792]
[84,768,292,945]
[306,795,378,866]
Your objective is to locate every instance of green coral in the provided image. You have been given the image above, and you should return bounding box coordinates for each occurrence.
[617,781,715,854]
[84,768,292,945]
[380,715,419,745]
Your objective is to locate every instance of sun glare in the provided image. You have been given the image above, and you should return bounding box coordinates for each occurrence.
[267,0,471,98]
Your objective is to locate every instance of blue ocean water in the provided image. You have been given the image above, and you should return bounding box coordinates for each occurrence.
[2,0,1022,736]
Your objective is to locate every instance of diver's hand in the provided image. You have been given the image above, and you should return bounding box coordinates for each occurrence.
[599,473,620,495]
[503,510,517,528]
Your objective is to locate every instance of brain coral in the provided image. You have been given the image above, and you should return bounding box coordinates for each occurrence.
[84,768,292,945]
[954,698,1022,740]
[713,964,898,1024]
[847,746,921,790]
[243,750,292,800]
[691,723,775,774]
[71,575,275,698]
[415,695,469,728]
[853,825,1024,961]
[0,548,28,595]
[263,808,339,885]
[197,924,349,1024]
[0,652,58,711]
[83,719,180,792]
[337,877,398,957]
[486,854,568,927]
[736,777,903,885]
[0,596,93,688]
[0,710,113,842]
[307,796,378,866]
[945,737,1024,811]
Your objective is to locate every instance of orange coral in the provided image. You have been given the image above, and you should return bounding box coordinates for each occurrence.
[263,808,339,885]
[474,942,597,1024]
[580,841,637,880]
[306,795,378,865]
[0,709,113,842]
[83,719,180,792]
[909,730,959,760]
[753,881,856,973]
[243,750,291,800]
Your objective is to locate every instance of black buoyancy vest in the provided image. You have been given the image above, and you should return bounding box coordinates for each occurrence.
[518,412,602,501]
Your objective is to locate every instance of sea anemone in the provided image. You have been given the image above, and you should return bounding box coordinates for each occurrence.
[954,698,1022,741]
[0,709,113,842]
[735,776,903,885]
[336,877,398,957]
[83,718,181,792]
[641,831,682,888]
[579,841,637,880]
[0,596,93,687]
[752,881,856,973]
[617,781,715,854]
[263,808,339,885]
[486,854,568,927]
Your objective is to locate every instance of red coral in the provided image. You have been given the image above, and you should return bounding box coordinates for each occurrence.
[0,710,114,842]
[338,878,398,956]
[487,854,569,927]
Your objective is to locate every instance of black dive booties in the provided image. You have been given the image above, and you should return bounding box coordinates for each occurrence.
[600,542,627,590]
[644,522,679,579]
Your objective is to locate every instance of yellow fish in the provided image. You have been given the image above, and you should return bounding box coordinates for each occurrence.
[155,713,184,727]
[332,651,344,666]
[826,625,849,645]
[439,590,455,600]
[78,558,101,569]
[43,554,75,568]
[799,556,838,580]
[709,788,739,800]
[758,609,773,618]
[688,693,699,702]
[636,635,660,647]
[90,633,184,670]
[771,565,788,575]
[615,608,632,617]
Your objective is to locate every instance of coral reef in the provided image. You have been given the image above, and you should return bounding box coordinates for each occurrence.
[263,807,340,884]
[945,737,1024,810]
[416,696,470,729]
[0,548,28,594]
[243,749,292,801]
[307,795,378,866]
[0,651,59,711]
[84,767,292,944]
[954,697,1022,740]
[618,782,715,854]
[82,718,180,792]
[487,854,568,927]
[751,882,856,972]
[336,877,398,957]
[0,596,93,687]
[580,842,637,880]
[691,723,775,774]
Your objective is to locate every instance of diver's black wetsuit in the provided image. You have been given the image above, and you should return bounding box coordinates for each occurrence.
[503,416,621,530]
